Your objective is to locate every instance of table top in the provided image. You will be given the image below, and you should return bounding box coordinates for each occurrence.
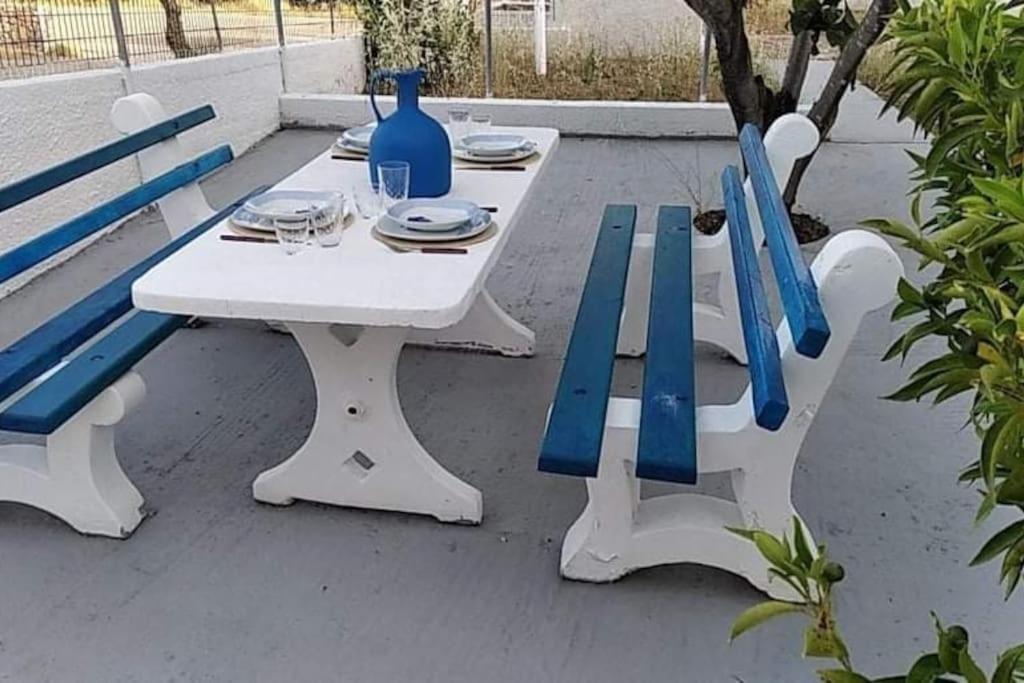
[132,127,559,329]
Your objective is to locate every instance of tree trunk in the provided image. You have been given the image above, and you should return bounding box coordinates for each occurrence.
[686,0,774,131]
[158,0,192,58]
[779,30,813,113]
[783,0,896,205]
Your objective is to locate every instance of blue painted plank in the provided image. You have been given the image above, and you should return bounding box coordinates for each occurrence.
[739,124,831,358]
[539,204,637,478]
[636,206,697,484]
[0,185,266,407]
[0,145,234,286]
[0,105,216,213]
[0,311,186,435]
[722,165,789,430]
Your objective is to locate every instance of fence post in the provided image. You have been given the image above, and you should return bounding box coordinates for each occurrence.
[483,0,493,97]
[533,0,546,76]
[329,0,335,36]
[698,22,711,102]
[273,0,285,47]
[210,0,224,52]
[108,0,130,68]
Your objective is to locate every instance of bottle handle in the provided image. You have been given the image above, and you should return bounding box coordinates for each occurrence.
[369,68,394,123]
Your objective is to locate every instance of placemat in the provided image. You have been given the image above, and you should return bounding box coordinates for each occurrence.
[371,222,499,251]
[226,211,355,239]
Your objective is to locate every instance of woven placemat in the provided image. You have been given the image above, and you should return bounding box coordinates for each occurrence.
[226,212,356,239]
[371,222,499,251]
[454,148,541,168]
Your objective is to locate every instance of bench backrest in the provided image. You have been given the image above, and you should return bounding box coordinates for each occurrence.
[0,104,230,287]
[721,123,831,430]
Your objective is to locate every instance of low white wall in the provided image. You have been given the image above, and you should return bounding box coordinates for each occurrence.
[0,39,365,295]
[283,37,365,96]
[281,93,741,138]
[0,68,139,293]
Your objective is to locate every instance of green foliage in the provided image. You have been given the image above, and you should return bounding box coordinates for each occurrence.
[790,0,859,54]
[865,0,1024,598]
[354,0,479,96]
[729,521,1024,682]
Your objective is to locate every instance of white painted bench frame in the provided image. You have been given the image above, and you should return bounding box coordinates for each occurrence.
[557,115,905,599]
[0,94,221,537]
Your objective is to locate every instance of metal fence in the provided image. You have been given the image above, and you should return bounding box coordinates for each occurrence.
[0,0,360,80]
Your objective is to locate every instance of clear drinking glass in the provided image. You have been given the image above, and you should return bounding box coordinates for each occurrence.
[448,106,471,143]
[273,214,310,255]
[470,113,492,135]
[351,184,383,219]
[377,161,410,210]
[314,202,343,248]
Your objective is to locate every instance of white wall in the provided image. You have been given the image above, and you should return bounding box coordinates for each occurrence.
[0,38,365,295]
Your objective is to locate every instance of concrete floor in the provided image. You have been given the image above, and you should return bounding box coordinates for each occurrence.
[0,130,1019,682]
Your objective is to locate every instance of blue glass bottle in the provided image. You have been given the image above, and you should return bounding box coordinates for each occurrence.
[368,68,452,198]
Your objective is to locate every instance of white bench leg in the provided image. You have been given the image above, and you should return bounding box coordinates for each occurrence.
[407,288,535,357]
[0,373,147,538]
[558,231,903,598]
[253,323,483,524]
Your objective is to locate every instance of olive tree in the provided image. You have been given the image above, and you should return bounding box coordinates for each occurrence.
[682,0,897,204]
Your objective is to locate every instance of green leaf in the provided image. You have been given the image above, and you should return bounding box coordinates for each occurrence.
[992,644,1024,683]
[997,466,1024,505]
[729,601,804,642]
[753,531,793,571]
[959,649,988,683]
[793,517,815,568]
[907,653,944,683]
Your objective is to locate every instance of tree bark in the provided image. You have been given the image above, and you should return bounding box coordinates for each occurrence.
[779,30,813,113]
[158,0,192,58]
[686,0,774,131]
[783,0,896,205]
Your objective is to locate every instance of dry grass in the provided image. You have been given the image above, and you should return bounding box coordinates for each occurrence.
[746,0,791,35]
[446,29,735,102]
[857,41,899,97]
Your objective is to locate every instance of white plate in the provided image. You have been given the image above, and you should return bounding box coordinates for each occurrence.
[459,133,530,156]
[235,190,345,233]
[340,124,375,149]
[452,142,537,164]
[388,199,480,232]
[375,210,492,243]
[332,139,369,157]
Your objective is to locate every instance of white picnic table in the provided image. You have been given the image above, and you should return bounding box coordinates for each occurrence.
[132,127,560,524]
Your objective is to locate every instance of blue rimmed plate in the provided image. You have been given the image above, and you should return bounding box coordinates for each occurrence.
[388,199,481,232]
[374,208,492,243]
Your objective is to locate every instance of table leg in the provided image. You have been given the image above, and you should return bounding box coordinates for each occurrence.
[252,323,483,524]
[407,289,535,357]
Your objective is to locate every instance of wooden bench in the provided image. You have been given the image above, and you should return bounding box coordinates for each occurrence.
[0,93,264,538]
[539,117,904,598]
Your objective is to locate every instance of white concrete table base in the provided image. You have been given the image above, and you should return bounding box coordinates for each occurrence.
[131,113,559,523]
[253,324,482,523]
[407,289,535,357]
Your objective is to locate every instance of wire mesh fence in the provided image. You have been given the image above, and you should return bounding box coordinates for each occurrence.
[0,0,360,79]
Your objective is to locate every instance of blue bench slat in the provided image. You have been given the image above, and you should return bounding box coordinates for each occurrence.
[636,206,697,484]
[539,204,637,478]
[0,311,186,434]
[0,185,265,407]
[722,166,789,430]
[0,145,234,286]
[739,125,831,358]
[0,105,216,213]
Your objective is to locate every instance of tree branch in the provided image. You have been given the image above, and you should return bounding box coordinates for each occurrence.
[783,0,897,205]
